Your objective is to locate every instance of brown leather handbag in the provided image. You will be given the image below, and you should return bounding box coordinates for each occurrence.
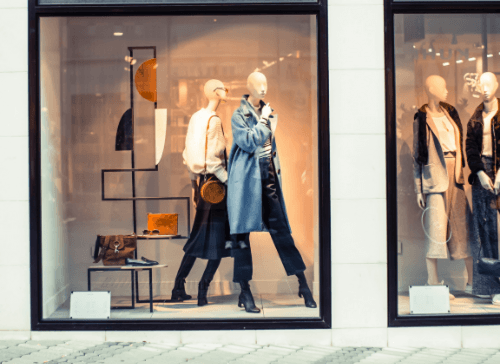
[93,234,137,266]
[200,115,227,205]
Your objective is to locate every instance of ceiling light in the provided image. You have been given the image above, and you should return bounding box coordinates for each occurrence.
[114,32,123,36]
[488,54,494,58]
[456,60,463,64]
[469,57,476,61]
[443,62,450,66]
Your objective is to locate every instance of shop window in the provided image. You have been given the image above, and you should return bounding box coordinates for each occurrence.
[39,14,323,323]
[395,13,500,318]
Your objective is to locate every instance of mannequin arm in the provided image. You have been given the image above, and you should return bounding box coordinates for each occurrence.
[478,170,494,192]
[416,193,425,209]
[412,118,424,194]
[231,111,272,154]
[466,120,485,178]
[191,179,199,209]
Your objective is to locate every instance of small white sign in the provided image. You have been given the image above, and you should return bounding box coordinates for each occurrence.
[70,291,111,319]
[409,285,451,315]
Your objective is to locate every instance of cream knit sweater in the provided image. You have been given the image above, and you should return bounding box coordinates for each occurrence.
[183,108,227,183]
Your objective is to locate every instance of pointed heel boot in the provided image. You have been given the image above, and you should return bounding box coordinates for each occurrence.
[197,290,208,306]
[171,278,192,301]
[296,272,317,308]
[197,280,209,306]
[238,291,261,313]
[298,285,317,308]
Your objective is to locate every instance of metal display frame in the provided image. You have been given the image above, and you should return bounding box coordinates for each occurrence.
[385,0,500,327]
[29,0,331,331]
[100,45,191,304]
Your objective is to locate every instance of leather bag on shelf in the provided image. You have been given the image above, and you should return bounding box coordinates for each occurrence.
[147,213,178,235]
[93,234,137,266]
[200,115,226,205]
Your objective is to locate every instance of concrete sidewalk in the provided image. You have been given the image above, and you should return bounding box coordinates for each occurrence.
[0,341,498,364]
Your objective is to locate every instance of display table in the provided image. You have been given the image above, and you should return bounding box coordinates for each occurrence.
[87,264,167,313]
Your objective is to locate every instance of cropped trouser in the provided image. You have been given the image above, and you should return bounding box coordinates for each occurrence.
[232,157,306,282]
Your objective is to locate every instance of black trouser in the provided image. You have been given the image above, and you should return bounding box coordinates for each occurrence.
[175,254,221,284]
[233,157,306,282]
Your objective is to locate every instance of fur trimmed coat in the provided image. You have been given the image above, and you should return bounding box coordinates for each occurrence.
[466,98,500,184]
[413,102,465,194]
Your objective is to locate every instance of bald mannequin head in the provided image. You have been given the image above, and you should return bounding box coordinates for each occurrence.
[425,75,448,103]
[204,79,227,102]
[480,72,499,102]
[247,72,268,101]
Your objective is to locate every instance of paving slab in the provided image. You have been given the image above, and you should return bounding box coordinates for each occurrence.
[1,341,500,364]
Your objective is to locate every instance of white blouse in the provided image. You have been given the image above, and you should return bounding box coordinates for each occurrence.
[183,108,228,183]
[483,112,495,157]
[432,115,456,152]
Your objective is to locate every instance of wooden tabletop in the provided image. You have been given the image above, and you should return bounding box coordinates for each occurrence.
[137,234,182,239]
[89,264,168,270]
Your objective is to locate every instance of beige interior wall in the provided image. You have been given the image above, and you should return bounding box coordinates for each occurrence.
[40,17,71,318]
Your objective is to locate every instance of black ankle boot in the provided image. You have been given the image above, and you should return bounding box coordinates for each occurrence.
[171,278,192,301]
[238,281,260,313]
[296,272,317,308]
[198,280,210,306]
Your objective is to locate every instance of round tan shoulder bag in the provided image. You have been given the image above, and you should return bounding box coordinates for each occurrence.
[200,115,227,204]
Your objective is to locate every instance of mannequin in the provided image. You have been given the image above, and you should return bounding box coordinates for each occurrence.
[413,75,472,299]
[226,72,316,313]
[171,79,231,306]
[466,72,500,303]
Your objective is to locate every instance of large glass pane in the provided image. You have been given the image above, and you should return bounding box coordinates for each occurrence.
[40,15,319,320]
[395,14,500,316]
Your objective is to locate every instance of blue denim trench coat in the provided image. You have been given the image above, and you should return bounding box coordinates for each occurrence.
[227,96,291,234]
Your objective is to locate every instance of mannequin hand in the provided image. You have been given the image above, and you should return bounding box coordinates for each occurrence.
[495,170,500,194]
[417,193,425,209]
[478,170,494,193]
[261,103,273,119]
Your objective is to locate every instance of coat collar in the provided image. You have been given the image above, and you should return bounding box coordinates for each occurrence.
[418,102,459,138]
[470,98,500,125]
[241,95,266,119]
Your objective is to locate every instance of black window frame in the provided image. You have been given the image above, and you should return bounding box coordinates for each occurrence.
[386,0,500,327]
[29,0,331,331]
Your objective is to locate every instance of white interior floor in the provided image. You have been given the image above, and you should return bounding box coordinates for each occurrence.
[47,293,320,320]
[398,290,500,315]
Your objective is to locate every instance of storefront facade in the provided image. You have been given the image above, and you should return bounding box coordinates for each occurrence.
[5,0,500,348]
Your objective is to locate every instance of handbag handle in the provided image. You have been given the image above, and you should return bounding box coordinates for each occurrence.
[203,114,227,182]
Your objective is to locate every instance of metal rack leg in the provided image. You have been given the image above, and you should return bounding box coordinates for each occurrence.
[131,270,135,309]
[149,269,153,313]
[135,270,140,303]
[88,270,91,291]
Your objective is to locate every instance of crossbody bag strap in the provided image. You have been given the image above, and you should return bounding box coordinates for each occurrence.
[220,120,228,169]
[204,115,218,182]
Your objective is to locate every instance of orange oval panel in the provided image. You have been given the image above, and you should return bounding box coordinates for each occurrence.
[135,58,157,102]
